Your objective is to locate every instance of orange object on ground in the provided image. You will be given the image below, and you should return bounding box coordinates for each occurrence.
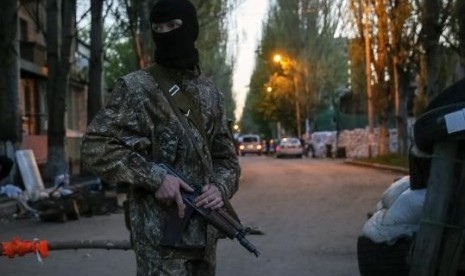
[1,237,48,259]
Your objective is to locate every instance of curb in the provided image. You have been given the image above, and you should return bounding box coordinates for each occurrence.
[344,159,409,174]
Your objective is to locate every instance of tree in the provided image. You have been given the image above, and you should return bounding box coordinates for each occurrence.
[194,0,238,120]
[388,0,419,155]
[106,0,238,120]
[45,0,77,179]
[0,0,20,166]
[420,0,452,101]
[244,0,347,137]
[445,0,465,78]
[348,0,420,156]
[456,0,465,76]
[104,39,138,90]
[87,0,104,124]
[122,0,152,68]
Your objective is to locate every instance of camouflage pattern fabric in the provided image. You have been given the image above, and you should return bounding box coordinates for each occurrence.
[81,65,240,275]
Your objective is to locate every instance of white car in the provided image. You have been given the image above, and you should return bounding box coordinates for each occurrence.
[276,138,303,158]
[238,134,262,156]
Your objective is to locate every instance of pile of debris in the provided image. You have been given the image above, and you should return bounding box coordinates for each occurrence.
[0,150,121,222]
[1,176,121,222]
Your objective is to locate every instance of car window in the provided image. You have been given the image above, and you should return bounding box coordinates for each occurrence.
[280,138,300,145]
[242,137,258,143]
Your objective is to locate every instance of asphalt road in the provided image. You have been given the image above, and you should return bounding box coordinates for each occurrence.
[0,156,403,276]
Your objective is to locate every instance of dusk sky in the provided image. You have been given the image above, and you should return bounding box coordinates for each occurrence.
[229,0,269,120]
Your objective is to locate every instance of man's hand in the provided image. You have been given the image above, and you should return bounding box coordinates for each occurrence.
[195,184,224,209]
[155,174,194,218]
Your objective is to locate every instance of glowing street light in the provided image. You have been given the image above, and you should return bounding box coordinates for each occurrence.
[273,54,282,63]
[266,86,273,93]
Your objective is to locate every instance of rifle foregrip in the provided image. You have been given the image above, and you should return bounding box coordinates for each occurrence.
[238,235,260,257]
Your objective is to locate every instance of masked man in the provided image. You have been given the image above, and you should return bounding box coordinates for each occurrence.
[81,0,240,275]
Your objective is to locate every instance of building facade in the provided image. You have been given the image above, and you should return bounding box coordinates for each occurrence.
[19,0,89,174]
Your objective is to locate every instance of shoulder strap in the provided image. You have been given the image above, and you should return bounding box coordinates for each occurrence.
[149,66,208,141]
[145,65,214,177]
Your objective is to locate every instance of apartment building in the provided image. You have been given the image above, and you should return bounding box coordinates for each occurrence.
[19,0,89,173]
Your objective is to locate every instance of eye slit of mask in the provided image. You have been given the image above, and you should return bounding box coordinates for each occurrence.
[152,19,183,33]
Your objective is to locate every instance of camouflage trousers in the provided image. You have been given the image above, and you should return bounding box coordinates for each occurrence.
[134,243,217,276]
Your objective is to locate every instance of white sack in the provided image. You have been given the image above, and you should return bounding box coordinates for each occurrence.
[378,176,410,211]
[363,187,426,245]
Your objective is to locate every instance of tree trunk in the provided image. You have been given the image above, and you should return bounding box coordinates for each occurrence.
[397,69,411,155]
[0,0,20,182]
[0,0,20,145]
[373,0,390,156]
[457,0,465,78]
[45,0,76,181]
[87,0,104,124]
[377,121,389,155]
[139,0,152,65]
[422,0,442,101]
[124,0,145,69]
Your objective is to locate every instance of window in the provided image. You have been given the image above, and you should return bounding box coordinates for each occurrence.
[20,18,29,41]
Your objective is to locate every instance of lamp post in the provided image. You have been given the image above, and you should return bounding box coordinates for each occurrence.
[273,53,302,138]
[264,85,281,140]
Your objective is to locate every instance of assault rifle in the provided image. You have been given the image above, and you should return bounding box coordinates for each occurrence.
[159,163,260,257]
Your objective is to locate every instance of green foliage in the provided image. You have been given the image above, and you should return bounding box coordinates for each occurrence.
[88,0,237,118]
[104,39,138,90]
[191,0,237,120]
[242,0,348,136]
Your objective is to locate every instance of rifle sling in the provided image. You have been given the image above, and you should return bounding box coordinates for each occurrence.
[146,65,241,223]
[149,66,207,146]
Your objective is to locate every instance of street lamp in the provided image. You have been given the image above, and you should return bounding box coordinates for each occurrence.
[273,54,282,63]
[272,53,302,138]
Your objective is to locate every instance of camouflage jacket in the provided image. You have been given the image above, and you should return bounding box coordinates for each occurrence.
[81,65,240,253]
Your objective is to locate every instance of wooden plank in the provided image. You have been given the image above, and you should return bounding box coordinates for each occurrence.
[438,152,465,275]
[14,149,45,194]
[409,139,458,276]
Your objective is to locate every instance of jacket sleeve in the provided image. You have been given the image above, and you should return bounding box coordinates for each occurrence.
[81,79,166,192]
[210,95,241,200]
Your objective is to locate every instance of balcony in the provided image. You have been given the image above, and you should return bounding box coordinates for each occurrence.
[20,41,46,65]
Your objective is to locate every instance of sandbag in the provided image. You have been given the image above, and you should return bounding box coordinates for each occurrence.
[363,187,426,245]
[376,176,410,211]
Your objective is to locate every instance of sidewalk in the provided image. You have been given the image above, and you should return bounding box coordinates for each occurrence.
[344,158,409,174]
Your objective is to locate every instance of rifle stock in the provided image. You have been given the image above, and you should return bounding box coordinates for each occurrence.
[159,163,260,257]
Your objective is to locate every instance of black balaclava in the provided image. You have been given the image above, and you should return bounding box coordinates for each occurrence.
[150,0,199,69]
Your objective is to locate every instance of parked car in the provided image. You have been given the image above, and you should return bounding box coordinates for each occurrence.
[275,137,303,158]
[238,134,262,156]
